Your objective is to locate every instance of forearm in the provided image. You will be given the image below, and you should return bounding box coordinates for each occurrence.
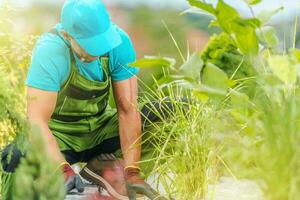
[119,110,142,168]
[28,118,65,164]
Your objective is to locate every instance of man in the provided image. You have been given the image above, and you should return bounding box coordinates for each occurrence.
[1,0,168,199]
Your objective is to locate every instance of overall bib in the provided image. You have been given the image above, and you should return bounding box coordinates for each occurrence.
[49,52,119,153]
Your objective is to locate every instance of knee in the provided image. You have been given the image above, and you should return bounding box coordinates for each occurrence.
[1,144,23,173]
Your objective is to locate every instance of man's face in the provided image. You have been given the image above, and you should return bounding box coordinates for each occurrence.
[70,38,99,63]
[61,30,99,63]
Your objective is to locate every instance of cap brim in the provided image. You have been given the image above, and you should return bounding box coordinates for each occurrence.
[75,24,121,56]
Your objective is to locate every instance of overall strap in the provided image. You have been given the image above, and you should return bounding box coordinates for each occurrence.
[49,28,70,47]
[100,55,110,77]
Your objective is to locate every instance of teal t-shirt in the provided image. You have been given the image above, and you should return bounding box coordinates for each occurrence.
[26,23,139,92]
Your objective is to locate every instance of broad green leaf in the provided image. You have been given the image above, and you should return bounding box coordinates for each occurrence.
[257,26,279,48]
[268,55,298,85]
[157,74,193,86]
[216,0,240,33]
[180,53,204,81]
[128,56,175,68]
[202,62,229,92]
[231,23,259,56]
[187,0,216,16]
[257,7,283,24]
[245,0,262,5]
[230,89,249,111]
[180,7,213,17]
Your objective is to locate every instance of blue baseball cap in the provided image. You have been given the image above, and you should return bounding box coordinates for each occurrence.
[61,0,121,56]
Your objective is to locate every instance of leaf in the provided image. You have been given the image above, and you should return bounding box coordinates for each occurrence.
[214,0,259,56]
[231,23,259,56]
[128,56,176,68]
[230,89,250,119]
[187,0,216,16]
[180,7,213,17]
[157,74,193,86]
[268,55,298,85]
[235,18,261,29]
[216,0,240,33]
[180,53,204,82]
[245,0,262,5]
[257,26,279,48]
[202,62,229,93]
[230,89,249,110]
[257,7,284,24]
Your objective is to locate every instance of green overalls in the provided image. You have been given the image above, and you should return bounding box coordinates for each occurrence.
[49,52,119,152]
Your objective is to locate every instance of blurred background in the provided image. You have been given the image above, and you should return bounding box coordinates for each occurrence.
[0,0,299,85]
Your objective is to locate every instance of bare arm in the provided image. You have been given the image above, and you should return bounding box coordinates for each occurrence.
[26,87,65,164]
[112,76,142,168]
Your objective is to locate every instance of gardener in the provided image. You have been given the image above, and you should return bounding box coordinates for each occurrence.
[1,0,170,199]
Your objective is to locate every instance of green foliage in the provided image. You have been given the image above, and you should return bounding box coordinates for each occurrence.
[0,69,27,149]
[202,63,229,92]
[188,0,261,56]
[201,33,254,79]
[253,91,300,200]
[0,3,64,199]
[12,128,65,200]
[0,2,36,149]
[187,0,216,15]
[180,53,204,81]
[268,55,298,85]
[140,1,300,199]
[141,92,219,199]
[257,7,284,24]
[258,26,279,48]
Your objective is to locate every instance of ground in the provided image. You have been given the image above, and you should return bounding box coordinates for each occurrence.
[65,176,263,200]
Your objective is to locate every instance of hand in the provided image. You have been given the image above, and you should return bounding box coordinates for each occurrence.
[61,163,85,194]
[124,167,167,200]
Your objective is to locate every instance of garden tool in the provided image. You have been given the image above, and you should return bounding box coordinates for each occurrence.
[125,167,168,200]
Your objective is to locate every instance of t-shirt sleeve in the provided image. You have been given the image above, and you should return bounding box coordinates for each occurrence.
[26,34,70,92]
[110,28,139,81]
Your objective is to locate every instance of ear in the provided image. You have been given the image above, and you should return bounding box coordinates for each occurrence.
[61,30,71,41]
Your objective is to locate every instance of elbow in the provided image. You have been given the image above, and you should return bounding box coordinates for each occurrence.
[27,113,50,127]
